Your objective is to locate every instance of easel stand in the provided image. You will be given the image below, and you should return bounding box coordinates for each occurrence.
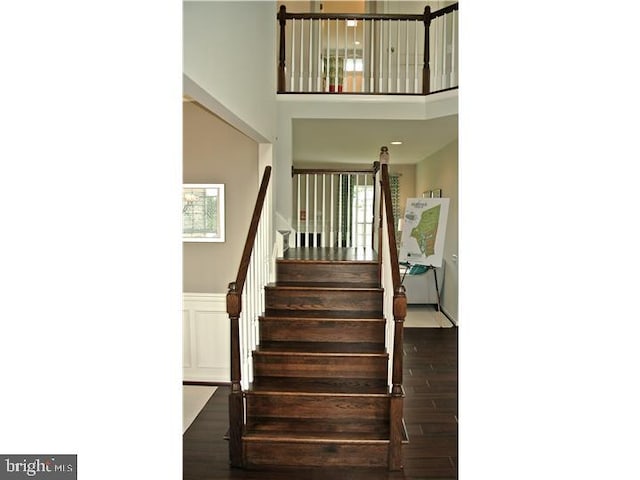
[400,263,442,312]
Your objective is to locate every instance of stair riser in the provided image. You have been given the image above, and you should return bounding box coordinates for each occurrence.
[243,441,388,468]
[246,394,389,421]
[253,354,388,379]
[265,288,383,312]
[259,319,385,343]
[277,262,379,286]
[246,417,389,435]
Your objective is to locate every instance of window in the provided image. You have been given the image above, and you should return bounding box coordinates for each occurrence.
[352,184,374,248]
[345,58,364,72]
[183,184,225,242]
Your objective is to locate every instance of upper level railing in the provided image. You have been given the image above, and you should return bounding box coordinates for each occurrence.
[277,3,458,94]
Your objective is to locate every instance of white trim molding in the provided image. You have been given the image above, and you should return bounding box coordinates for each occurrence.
[183,293,230,383]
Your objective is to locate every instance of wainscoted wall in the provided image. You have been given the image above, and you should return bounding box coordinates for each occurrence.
[183,293,229,383]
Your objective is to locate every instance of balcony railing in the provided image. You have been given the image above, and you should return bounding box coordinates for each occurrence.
[292,165,378,248]
[277,3,458,95]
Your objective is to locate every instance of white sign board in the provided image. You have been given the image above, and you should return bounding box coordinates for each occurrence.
[399,197,450,268]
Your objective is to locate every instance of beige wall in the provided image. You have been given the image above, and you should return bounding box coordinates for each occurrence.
[183,101,259,293]
[415,139,458,322]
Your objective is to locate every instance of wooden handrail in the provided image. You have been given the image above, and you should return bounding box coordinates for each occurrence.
[292,166,377,176]
[432,2,459,18]
[279,3,456,21]
[380,163,402,293]
[283,12,425,21]
[379,161,406,470]
[226,165,272,468]
[230,166,272,296]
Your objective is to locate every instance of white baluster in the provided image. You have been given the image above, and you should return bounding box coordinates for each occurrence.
[363,175,373,247]
[442,14,447,89]
[396,22,400,93]
[451,11,457,87]
[338,174,342,246]
[344,20,348,92]
[369,20,374,92]
[405,20,409,93]
[322,174,326,247]
[296,174,300,246]
[318,19,323,91]
[308,19,313,91]
[352,19,356,92]
[361,19,366,92]
[325,19,330,92]
[378,20,383,92]
[330,174,335,246]
[355,174,361,247]
[299,19,304,92]
[334,19,339,92]
[387,22,391,93]
[313,174,317,247]
[304,173,311,247]
[291,19,296,91]
[414,20,419,93]
[346,175,352,247]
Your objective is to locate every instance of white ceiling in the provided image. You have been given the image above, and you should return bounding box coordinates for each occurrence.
[292,115,458,165]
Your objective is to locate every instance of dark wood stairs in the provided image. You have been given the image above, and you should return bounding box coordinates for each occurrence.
[241,248,406,470]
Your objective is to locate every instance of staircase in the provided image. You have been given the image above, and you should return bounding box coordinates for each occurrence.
[240,247,404,469]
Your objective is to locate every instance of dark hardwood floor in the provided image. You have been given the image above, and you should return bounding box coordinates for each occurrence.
[183,327,457,479]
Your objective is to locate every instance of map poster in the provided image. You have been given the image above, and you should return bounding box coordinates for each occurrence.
[399,197,450,268]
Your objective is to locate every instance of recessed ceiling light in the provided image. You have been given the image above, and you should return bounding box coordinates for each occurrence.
[390,141,403,145]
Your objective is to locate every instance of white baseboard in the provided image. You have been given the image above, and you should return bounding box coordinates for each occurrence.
[441,306,458,326]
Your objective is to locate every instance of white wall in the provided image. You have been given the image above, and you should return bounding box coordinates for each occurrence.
[415,138,458,322]
[183,1,277,143]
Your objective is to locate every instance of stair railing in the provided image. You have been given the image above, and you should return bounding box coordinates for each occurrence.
[375,152,407,470]
[292,166,378,248]
[226,165,272,468]
[277,3,458,95]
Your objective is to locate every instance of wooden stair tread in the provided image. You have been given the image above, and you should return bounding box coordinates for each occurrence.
[264,309,384,319]
[256,341,386,354]
[243,430,390,443]
[250,377,388,394]
[276,281,380,288]
[277,258,379,265]
[260,316,385,323]
[267,284,383,292]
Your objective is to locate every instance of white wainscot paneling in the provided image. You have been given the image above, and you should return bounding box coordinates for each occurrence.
[183,293,230,383]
